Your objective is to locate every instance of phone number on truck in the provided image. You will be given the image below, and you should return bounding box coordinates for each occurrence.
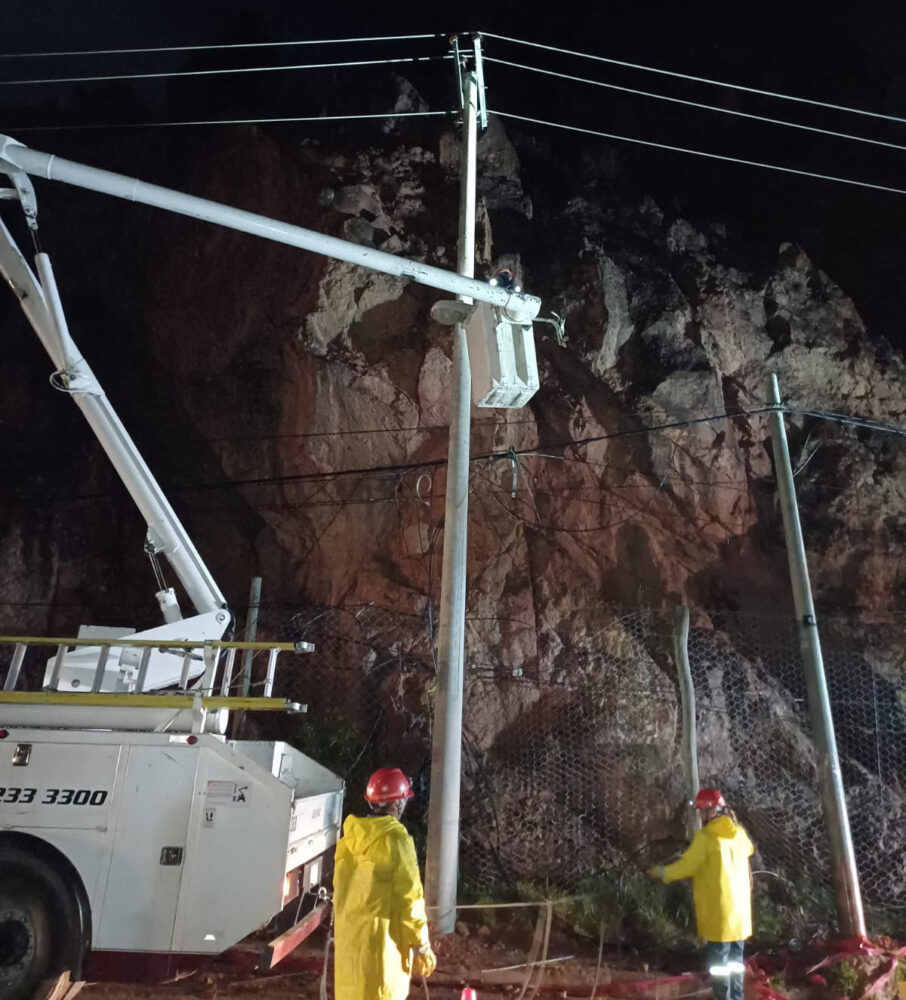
[0,787,108,805]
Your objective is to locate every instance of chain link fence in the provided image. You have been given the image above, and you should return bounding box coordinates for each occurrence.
[243,602,906,934]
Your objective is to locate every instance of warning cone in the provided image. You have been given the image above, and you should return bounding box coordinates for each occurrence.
[461,989,477,1000]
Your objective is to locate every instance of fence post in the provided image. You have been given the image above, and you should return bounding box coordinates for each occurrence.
[673,605,700,839]
[766,374,866,936]
[240,576,262,697]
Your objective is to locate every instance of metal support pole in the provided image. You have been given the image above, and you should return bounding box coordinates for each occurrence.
[263,648,279,697]
[672,605,700,839]
[240,576,262,697]
[766,374,866,936]
[4,643,26,691]
[425,69,479,934]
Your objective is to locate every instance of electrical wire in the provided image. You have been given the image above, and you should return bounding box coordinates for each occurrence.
[490,109,906,197]
[1,403,902,503]
[484,56,906,154]
[0,54,448,87]
[7,110,450,133]
[0,34,444,60]
[483,33,906,126]
[790,407,906,437]
[201,416,536,442]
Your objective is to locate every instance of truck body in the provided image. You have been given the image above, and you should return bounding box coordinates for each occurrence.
[0,724,342,980]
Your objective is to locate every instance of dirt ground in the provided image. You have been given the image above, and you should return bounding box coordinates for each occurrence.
[79,922,713,1000]
[77,919,903,1000]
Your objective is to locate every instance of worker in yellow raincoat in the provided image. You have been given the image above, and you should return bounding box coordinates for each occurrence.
[333,767,437,1000]
[649,787,754,1000]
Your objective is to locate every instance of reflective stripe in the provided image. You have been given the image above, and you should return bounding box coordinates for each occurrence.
[727,961,746,974]
[709,965,731,977]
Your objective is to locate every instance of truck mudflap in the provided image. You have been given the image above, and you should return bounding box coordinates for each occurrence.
[260,897,330,970]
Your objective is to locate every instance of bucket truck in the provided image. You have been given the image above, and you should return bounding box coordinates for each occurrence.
[0,135,542,1000]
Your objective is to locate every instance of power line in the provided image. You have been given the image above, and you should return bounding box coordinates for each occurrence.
[485,56,906,154]
[0,34,444,60]
[6,110,450,133]
[201,416,537,443]
[1,404,901,504]
[792,408,906,437]
[0,54,448,87]
[483,33,906,127]
[490,110,906,197]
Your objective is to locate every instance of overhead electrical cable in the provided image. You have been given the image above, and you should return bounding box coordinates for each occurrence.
[791,408,906,437]
[485,57,906,153]
[199,416,537,443]
[484,33,906,126]
[6,110,450,132]
[0,34,443,59]
[0,54,448,87]
[490,110,906,197]
[2,406,901,503]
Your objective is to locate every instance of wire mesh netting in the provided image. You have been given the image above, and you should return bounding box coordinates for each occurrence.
[240,602,906,926]
[459,611,684,893]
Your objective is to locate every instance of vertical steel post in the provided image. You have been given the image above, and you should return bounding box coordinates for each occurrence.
[425,69,478,934]
[673,605,700,839]
[766,374,866,936]
[240,576,262,697]
[4,644,26,691]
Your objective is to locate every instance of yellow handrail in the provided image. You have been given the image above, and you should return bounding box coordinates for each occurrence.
[0,635,309,652]
[0,691,304,711]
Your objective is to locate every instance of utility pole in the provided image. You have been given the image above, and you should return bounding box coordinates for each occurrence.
[766,373,866,936]
[425,48,480,934]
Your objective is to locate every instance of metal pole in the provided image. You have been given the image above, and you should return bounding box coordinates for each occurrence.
[672,605,700,839]
[425,70,478,934]
[240,576,262,697]
[766,374,866,936]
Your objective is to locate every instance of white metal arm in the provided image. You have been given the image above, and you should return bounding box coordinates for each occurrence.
[0,130,544,691]
[0,134,541,324]
[0,216,226,619]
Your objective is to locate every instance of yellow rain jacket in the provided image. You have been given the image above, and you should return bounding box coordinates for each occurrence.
[662,815,754,942]
[333,814,429,1000]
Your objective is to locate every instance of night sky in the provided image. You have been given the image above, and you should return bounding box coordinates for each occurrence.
[3,0,906,344]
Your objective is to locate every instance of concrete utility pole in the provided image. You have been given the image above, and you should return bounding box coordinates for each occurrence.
[425,61,480,934]
[766,374,866,937]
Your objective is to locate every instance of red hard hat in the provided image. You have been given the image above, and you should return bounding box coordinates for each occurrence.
[694,788,726,809]
[365,767,414,804]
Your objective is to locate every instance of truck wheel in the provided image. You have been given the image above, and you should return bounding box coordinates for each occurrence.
[0,874,53,1000]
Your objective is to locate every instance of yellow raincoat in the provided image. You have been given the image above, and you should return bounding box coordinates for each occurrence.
[662,815,754,942]
[333,814,429,1000]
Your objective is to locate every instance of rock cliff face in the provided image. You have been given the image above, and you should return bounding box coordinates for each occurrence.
[2,113,905,917]
[5,120,904,633]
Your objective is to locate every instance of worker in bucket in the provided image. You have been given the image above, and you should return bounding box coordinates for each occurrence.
[648,788,754,1000]
[333,767,437,1000]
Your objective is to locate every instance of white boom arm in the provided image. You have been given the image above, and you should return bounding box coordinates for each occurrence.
[0,218,226,619]
[0,133,541,692]
[0,135,541,324]
[0,213,231,692]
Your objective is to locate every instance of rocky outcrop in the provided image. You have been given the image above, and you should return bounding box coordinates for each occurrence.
[2,111,904,919]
